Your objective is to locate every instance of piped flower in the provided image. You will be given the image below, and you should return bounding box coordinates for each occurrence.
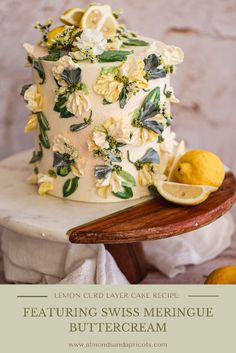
[104,116,131,144]
[161,45,184,66]
[66,91,91,117]
[96,170,123,198]
[24,84,43,113]
[52,55,79,86]
[73,28,107,56]
[24,114,38,133]
[37,174,55,195]
[94,73,123,103]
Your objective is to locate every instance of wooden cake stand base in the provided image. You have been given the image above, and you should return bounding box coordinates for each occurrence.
[68,172,236,283]
[0,151,236,284]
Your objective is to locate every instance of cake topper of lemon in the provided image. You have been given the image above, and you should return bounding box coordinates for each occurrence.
[60,7,85,26]
[172,150,225,188]
[205,266,236,284]
[47,25,66,45]
[60,4,118,38]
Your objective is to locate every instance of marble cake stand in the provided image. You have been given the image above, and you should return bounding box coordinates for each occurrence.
[0,151,236,284]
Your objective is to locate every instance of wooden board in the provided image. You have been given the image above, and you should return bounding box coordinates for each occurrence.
[68,172,236,244]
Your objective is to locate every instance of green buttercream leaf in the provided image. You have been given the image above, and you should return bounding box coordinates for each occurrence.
[139,148,160,165]
[33,60,46,84]
[57,164,71,177]
[100,66,118,75]
[54,92,74,118]
[37,112,50,130]
[123,38,149,47]
[61,67,82,87]
[95,165,111,180]
[118,170,136,187]
[98,50,131,63]
[113,185,133,199]
[144,54,166,80]
[63,177,80,197]
[39,126,50,149]
[40,50,68,61]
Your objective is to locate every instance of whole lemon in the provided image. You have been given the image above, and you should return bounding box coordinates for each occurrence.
[205,266,236,284]
[172,150,225,187]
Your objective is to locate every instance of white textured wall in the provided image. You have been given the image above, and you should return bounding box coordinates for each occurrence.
[1,0,236,171]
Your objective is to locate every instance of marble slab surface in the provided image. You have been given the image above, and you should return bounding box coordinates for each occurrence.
[0,151,150,243]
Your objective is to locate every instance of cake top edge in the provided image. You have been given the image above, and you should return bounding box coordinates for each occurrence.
[23,3,184,66]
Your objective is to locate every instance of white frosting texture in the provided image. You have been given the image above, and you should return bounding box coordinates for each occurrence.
[24,36,183,202]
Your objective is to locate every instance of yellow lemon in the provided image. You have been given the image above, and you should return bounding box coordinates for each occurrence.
[172,150,225,188]
[80,4,118,37]
[205,266,236,284]
[47,25,66,45]
[60,7,85,27]
[154,181,217,206]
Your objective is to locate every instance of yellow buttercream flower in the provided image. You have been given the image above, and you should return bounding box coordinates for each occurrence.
[38,182,54,195]
[131,127,157,146]
[66,91,91,117]
[94,73,123,103]
[24,84,43,113]
[138,164,166,187]
[96,171,123,198]
[37,174,55,196]
[24,114,38,133]
[119,55,148,90]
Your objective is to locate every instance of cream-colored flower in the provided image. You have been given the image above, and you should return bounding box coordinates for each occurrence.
[161,45,184,66]
[160,130,178,154]
[24,84,43,113]
[106,38,122,50]
[165,86,179,103]
[37,174,54,196]
[96,171,123,198]
[52,55,79,86]
[23,42,34,67]
[71,158,86,177]
[104,116,131,144]
[23,43,34,57]
[73,29,107,56]
[24,114,38,133]
[88,128,109,151]
[138,164,166,187]
[131,127,157,146]
[94,73,123,103]
[53,134,79,161]
[119,55,148,89]
[66,91,91,117]
[70,51,86,61]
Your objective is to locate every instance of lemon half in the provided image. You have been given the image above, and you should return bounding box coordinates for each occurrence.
[60,7,85,26]
[155,181,217,206]
[80,4,118,37]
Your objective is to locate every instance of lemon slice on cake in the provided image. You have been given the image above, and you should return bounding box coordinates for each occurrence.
[60,8,85,26]
[80,4,118,37]
[47,25,66,45]
[155,181,217,206]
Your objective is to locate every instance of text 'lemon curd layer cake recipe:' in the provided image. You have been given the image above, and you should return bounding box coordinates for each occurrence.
[21,3,225,204]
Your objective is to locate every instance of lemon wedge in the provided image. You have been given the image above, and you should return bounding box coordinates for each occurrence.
[80,4,118,37]
[60,7,85,26]
[155,181,217,205]
[47,25,66,45]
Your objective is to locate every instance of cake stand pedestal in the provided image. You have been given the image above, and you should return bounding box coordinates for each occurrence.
[0,151,236,284]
